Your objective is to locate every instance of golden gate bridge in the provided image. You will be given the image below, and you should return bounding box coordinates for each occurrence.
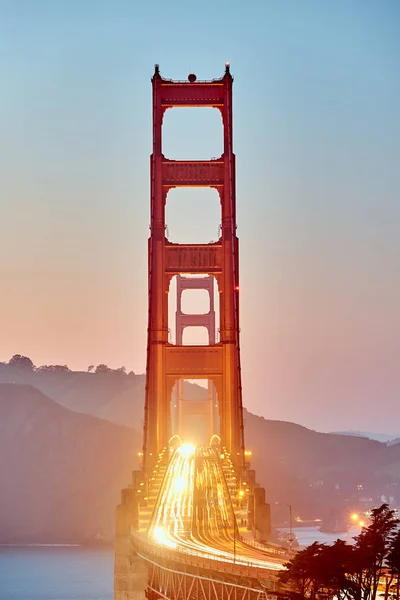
[114,65,289,600]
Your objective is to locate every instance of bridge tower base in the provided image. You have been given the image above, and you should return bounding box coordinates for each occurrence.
[114,487,147,600]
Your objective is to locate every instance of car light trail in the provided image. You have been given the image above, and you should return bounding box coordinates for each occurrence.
[147,444,285,571]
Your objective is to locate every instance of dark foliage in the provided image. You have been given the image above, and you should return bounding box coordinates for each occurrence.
[8,354,34,369]
[280,504,400,600]
[36,365,70,373]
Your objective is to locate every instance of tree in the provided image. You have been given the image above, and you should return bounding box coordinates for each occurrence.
[114,366,126,375]
[94,364,128,375]
[95,364,112,374]
[8,354,34,370]
[386,530,400,600]
[280,540,356,600]
[280,505,399,600]
[318,539,355,600]
[344,504,399,600]
[279,542,325,599]
[36,365,70,373]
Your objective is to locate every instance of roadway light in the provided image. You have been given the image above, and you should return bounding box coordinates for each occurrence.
[179,443,195,457]
[351,513,359,521]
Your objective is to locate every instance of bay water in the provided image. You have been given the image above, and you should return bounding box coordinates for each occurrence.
[0,546,113,600]
[0,527,358,598]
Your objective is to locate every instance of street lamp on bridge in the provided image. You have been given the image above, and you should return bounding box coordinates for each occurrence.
[276,502,294,555]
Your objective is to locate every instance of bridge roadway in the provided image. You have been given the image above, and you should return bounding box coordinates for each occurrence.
[132,444,287,590]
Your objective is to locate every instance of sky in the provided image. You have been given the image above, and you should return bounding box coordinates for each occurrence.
[1,0,399,434]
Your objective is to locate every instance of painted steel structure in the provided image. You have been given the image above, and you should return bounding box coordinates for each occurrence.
[144,554,278,600]
[173,275,218,443]
[143,64,245,474]
[114,66,277,600]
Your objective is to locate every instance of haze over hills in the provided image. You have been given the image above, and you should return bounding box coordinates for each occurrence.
[245,412,400,519]
[330,431,400,444]
[0,360,207,428]
[0,383,137,544]
[1,359,399,543]
[388,438,400,446]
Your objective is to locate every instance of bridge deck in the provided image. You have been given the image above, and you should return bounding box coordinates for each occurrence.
[133,445,287,589]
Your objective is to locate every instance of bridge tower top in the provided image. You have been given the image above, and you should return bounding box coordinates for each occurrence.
[152,62,232,107]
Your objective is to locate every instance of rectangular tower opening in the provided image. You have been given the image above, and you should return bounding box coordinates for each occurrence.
[182,326,209,346]
[165,187,221,245]
[181,289,210,314]
[181,379,208,399]
[168,275,220,345]
[162,107,223,160]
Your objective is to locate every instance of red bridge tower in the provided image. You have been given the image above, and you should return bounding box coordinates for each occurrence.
[143,64,245,472]
[114,66,273,600]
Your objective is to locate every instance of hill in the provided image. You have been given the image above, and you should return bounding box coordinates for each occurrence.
[0,383,138,544]
[243,411,400,523]
[0,362,207,427]
[330,430,400,443]
[388,438,400,446]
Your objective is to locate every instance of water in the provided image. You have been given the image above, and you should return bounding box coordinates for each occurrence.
[0,528,361,598]
[282,525,361,548]
[0,546,113,600]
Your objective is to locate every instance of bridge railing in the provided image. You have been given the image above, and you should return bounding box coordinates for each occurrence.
[131,528,283,579]
[240,535,289,560]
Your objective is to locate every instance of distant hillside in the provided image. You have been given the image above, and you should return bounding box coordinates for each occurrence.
[388,438,400,446]
[94,379,208,427]
[0,362,207,427]
[0,361,139,416]
[244,411,400,522]
[330,430,400,444]
[0,383,138,544]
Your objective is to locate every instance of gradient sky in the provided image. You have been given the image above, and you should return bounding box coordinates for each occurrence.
[1,0,399,434]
